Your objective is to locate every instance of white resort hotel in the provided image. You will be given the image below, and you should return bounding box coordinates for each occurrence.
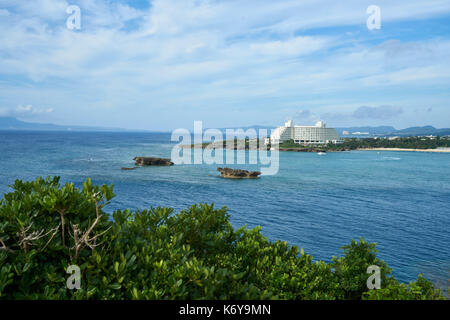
[267,120,343,145]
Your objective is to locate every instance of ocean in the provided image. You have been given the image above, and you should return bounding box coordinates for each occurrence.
[0,130,449,290]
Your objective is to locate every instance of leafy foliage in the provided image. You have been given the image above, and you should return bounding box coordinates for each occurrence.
[276,136,450,151]
[326,136,450,151]
[0,177,445,300]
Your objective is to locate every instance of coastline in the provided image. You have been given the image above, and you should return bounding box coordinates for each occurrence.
[357,148,450,153]
[181,144,450,153]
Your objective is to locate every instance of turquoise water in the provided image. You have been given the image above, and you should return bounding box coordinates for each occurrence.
[0,131,449,289]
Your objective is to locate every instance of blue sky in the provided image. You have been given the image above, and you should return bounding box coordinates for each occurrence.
[0,0,450,130]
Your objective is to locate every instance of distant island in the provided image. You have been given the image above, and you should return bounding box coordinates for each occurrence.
[2,117,450,137]
[0,117,144,132]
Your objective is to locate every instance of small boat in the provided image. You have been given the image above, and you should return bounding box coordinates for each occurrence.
[317,152,326,155]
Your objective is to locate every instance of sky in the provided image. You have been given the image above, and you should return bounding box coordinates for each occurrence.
[0,0,450,131]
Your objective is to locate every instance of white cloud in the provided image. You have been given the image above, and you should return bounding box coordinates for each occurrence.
[0,0,449,129]
[0,105,54,118]
[18,104,54,114]
[250,36,331,57]
[2,0,69,20]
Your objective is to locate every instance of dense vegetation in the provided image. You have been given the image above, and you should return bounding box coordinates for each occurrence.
[0,177,445,300]
[278,140,327,151]
[190,136,450,152]
[326,136,450,151]
[278,136,450,151]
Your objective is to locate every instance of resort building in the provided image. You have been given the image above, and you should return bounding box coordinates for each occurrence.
[268,120,342,145]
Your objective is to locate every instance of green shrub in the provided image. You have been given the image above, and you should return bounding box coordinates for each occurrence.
[331,239,393,299]
[0,177,445,300]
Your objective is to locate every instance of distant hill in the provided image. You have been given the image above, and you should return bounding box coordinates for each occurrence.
[0,117,62,130]
[394,126,450,136]
[336,125,450,137]
[336,126,396,136]
[1,117,449,137]
[0,117,129,132]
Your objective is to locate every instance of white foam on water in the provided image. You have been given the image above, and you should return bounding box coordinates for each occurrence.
[382,157,401,161]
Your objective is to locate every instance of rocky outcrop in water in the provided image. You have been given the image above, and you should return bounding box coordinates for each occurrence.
[217,167,261,179]
[134,157,174,166]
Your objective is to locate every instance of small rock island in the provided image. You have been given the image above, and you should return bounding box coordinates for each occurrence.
[133,157,174,166]
[217,167,261,179]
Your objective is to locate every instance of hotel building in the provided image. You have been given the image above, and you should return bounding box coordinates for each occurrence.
[268,120,342,145]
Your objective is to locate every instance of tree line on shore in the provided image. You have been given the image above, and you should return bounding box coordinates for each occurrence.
[186,136,450,151]
[326,136,450,151]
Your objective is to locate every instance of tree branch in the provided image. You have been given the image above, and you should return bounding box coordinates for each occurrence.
[0,239,14,253]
